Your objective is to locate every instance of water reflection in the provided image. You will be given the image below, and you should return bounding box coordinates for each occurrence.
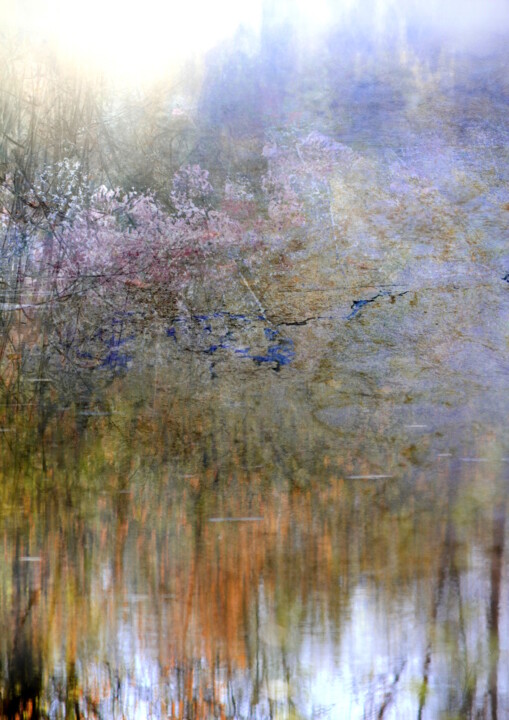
[1,17,509,720]
[0,346,508,717]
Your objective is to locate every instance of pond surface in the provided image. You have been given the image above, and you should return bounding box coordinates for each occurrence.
[1,40,509,719]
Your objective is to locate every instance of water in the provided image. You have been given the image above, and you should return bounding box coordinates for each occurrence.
[1,35,509,720]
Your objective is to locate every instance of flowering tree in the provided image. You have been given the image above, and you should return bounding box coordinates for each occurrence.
[1,130,345,311]
[33,165,242,299]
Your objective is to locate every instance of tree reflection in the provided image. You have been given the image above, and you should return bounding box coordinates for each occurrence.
[0,372,507,717]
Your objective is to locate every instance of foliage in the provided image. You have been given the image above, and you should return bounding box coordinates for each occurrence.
[47,172,241,295]
[1,128,334,307]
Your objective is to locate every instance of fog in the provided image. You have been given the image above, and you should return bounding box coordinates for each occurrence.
[2,0,508,83]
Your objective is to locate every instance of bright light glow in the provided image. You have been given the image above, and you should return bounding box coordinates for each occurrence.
[11,0,265,82]
[5,0,343,84]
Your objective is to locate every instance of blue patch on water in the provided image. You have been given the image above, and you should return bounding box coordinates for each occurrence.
[165,312,295,371]
[347,298,371,320]
[234,338,295,368]
[106,335,133,348]
[264,327,279,341]
[100,351,132,369]
[250,340,295,367]
[346,291,390,320]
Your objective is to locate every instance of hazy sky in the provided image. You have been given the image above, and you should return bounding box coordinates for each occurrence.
[2,0,508,83]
